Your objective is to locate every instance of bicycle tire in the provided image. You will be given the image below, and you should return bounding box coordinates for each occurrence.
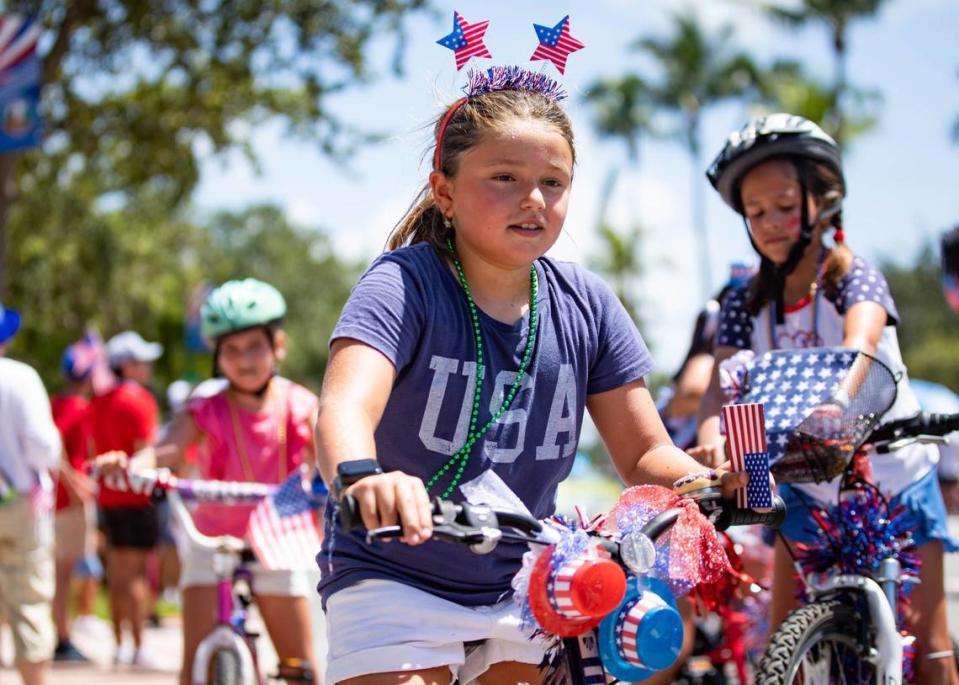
[209,647,243,685]
[757,598,876,685]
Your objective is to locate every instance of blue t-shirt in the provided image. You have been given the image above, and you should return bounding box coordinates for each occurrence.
[318,243,652,606]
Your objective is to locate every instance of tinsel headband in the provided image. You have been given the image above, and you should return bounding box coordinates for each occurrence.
[432,66,569,171]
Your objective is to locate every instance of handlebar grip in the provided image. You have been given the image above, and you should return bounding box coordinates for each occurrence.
[870,412,959,443]
[338,494,363,531]
[714,496,787,531]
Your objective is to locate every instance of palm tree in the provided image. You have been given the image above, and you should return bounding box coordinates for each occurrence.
[758,0,888,148]
[635,12,763,299]
[583,74,657,234]
[757,60,882,144]
[590,222,645,333]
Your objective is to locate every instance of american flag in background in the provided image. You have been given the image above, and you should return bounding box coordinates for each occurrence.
[246,472,323,571]
[722,403,773,509]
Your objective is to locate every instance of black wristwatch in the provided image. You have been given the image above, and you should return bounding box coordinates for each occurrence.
[332,459,382,499]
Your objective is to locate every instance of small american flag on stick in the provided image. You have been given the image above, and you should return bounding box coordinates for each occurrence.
[246,471,323,571]
[722,403,773,509]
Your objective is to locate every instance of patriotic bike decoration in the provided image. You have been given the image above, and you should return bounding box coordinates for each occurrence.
[512,483,743,682]
[97,467,326,571]
[722,402,773,509]
[721,347,898,484]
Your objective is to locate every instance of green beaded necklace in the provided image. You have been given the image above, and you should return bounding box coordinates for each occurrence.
[425,237,540,498]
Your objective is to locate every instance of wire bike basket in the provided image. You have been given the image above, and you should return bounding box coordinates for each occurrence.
[736,347,898,484]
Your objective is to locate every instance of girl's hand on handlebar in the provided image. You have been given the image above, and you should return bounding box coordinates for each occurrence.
[343,472,433,545]
[93,450,129,476]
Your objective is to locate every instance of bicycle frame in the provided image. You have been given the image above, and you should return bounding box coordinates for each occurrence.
[166,489,262,685]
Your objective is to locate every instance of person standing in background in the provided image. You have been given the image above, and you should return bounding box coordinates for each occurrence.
[88,331,162,667]
[51,337,105,662]
[0,302,62,685]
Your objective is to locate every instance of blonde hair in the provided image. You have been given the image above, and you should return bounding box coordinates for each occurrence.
[744,157,851,314]
[386,89,575,253]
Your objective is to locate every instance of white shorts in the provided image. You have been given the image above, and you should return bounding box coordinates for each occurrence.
[175,527,312,597]
[324,579,549,684]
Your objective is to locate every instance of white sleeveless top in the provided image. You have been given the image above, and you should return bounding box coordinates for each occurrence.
[717,255,936,504]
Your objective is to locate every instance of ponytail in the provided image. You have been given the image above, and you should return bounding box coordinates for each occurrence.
[386,184,450,252]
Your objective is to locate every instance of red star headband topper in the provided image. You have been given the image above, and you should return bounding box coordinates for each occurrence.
[530,14,585,75]
[436,11,493,71]
[436,12,586,75]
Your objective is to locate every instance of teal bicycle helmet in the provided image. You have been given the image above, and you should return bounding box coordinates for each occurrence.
[201,279,287,343]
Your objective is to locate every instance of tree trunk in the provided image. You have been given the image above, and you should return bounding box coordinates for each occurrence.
[0,152,17,299]
[833,24,848,150]
[689,115,712,301]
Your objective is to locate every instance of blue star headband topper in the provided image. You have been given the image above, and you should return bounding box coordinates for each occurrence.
[435,11,586,76]
[465,66,568,102]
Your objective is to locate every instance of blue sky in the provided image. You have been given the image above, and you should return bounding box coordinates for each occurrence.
[195,0,959,372]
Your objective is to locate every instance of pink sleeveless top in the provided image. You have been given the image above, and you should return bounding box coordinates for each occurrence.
[186,377,318,537]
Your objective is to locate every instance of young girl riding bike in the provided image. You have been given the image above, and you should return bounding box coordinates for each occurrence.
[98,278,320,685]
[314,66,748,685]
[696,113,958,684]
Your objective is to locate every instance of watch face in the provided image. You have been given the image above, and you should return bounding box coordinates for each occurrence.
[338,459,380,479]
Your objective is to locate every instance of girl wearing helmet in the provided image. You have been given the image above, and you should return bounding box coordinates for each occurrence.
[99,279,320,685]
[696,114,957,682]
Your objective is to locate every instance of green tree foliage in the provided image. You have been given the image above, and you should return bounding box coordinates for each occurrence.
[757,60,882,144]
[0,0,429,289]
[634,12,763,297]
[6,187,360,394]
[756,0,888,147]
[882,245,959,390]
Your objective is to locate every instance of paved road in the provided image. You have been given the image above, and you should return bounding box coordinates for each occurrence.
[0,577,328,684]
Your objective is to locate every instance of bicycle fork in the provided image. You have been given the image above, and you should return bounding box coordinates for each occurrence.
[803,558,904,685]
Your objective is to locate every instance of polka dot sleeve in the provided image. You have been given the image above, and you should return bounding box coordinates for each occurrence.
[832,256,899,325]
[716,286,754,349]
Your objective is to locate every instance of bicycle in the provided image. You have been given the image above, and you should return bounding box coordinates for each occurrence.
[337,483,785,684]
[101,467,322,685]
[730,348,959,685]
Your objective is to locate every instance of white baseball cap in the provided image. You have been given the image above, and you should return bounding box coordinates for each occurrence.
[106,331,163,366]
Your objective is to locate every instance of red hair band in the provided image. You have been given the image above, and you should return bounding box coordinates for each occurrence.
[433,97,468,171]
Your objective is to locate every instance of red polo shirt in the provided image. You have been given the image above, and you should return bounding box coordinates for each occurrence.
[88,381,158,508]
[52,393,90,511]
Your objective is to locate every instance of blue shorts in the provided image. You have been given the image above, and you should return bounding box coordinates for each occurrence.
[779,468,959,552]
[74,553,103,580]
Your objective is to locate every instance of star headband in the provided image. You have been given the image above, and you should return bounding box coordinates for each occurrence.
[436,12,585,74]
[432,66,568,171]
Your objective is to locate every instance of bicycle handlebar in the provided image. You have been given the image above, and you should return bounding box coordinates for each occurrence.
[868,412,959,451]
[337,491,785,553]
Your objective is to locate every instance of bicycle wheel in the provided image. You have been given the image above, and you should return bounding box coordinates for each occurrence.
[757,598,876,685]
[208,647,243,685]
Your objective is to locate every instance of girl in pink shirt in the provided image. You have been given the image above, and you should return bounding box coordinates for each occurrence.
[104,279,320,685]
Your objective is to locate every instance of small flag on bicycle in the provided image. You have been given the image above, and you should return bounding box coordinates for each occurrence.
[722,403,772,509]
[246,471,323,571]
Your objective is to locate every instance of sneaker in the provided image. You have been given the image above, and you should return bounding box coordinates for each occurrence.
[113,643,134,667]
[130,646,161,670]
[71,614,112,639]
[53,640,90,663]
